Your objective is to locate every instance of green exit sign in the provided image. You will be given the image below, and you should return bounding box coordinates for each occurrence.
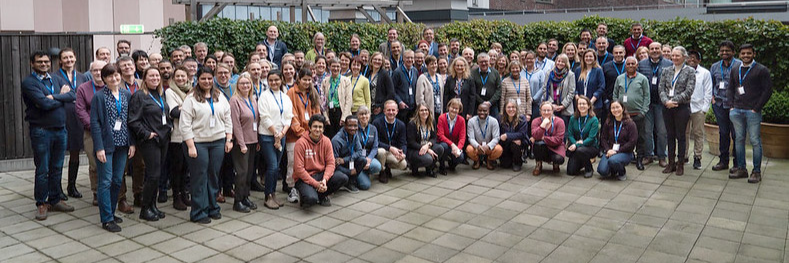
[120,24,144,34]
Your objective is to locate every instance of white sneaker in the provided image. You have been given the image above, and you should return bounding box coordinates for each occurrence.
[287,188,299,203]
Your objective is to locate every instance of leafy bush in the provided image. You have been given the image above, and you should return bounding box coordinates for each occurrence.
[762,90,789,124]
[705,108,716,125]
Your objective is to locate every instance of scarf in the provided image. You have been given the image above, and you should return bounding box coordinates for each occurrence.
[169,79,192,100]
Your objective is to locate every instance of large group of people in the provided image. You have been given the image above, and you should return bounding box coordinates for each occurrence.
[21,23,773,233]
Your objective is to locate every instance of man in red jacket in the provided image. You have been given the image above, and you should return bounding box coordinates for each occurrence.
[293,115,349,207]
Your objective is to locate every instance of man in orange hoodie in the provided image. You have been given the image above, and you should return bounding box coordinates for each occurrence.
[293,115,349,207]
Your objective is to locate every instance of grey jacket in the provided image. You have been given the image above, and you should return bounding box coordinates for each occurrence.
[545,71,576,117]
[659,65,696,104]
[467,116,500,149]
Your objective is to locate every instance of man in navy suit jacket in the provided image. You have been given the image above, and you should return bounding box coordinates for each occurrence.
[260,25,288,68]
[21,50,77,220]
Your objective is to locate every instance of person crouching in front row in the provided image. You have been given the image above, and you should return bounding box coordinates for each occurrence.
[293,114,349,207]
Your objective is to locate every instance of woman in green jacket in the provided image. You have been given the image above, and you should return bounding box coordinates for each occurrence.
[566,95,599,178]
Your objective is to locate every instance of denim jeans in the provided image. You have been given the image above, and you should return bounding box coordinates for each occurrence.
[259,135,285,195]
[187,139,224,221]
[597,152,633,177]
[97,147,128,223]
[645,103,667,158]
[712,104,737,162]
[730,108,763,172]
[357,158,381,190]
[295,171,349,207]
[30,127,67,206]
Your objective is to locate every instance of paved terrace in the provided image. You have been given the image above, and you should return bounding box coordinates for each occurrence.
[0,150,786,263]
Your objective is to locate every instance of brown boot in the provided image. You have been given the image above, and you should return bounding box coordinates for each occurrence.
[118,198,134,214]
[173,193,187,211]
[264,194,279,210]
[272,193,284,207]
[486,160,495,170]
[35,204,48,220]
[216,192,226,203]
[533,161,542,176]
[553,164,560,173]
[748,171,761,183]
[472,161,481,170]
[675,163,684,176]
[658,158,668,167]
[662,159,676,174]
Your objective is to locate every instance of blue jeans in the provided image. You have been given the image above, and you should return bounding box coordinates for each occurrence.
[645,103,668,158]
[730,109,763,172]
[30,127,67,206]
[712,104,737,162]
[597,152,633,177]
[97,147,128,223]
[357,158,382,190]
[187,139,224,221]
[259,135,285,195]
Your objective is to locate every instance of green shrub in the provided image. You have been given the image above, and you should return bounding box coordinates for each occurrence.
[705,108,716,125]
[762,90,789,124]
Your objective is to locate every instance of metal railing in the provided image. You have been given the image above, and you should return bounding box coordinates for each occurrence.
[470,2,702,16]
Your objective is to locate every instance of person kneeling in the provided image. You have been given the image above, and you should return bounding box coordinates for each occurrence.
[373,100,408,183]
[332,116,367,193]
[498,100,530,172]
[294,115,349,207]
[530,102,566,175]
[566,96,600,178]
[466,103,503,170]
[407,104,445,177]
[597,101,638,181]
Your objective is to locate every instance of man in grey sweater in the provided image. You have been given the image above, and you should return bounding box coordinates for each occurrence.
[465,103,503,170]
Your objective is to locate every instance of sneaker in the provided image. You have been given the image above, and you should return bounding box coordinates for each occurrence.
[617,174,627,181]
[693,157,702,170]
[287,188,300,203]
[729,167,748,179]
[102,221,122,232]
[748,171,761,183]
[583,170,593,178]
[712,161,728,171]
[50,201,75,212]
[347,183,360,193]
[319,196,331,207]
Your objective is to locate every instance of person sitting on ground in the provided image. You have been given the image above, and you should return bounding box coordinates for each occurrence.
[331,115,366,193]
[597,100,638,181]
[498,99,530,172]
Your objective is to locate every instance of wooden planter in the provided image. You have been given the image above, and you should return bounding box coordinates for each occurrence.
[704,123,720,156]
[761,122,789,159]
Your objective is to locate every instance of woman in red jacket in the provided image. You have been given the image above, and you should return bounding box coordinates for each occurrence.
[530,101,566,175]
[436,98,466,174]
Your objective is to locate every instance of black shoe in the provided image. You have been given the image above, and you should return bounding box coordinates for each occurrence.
[729,167,748,179]
[250,179,265,192]
[319,196,331,207]
[427,169,437,178]
[513,164,522,172]
[438,166,448,175]
[67,185,82,198]
[209,213,222,220]
[243,197,258,210]
[59,191,69,201]
[157,190,168,203]
[447,165,457,172]
[693,157,702,170]
[282,183,291,194]
[193,217,211,224]
[139,207,159,222]
[133,194,142,207]
[636,158,645,171]
[584,170,593,178]
[233,201,251,213]
[712,161,728,171]
[113,216,123,224]
[102,221,122,232]
[151,202,165,219]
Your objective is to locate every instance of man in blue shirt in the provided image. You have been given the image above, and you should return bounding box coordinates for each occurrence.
[709,40,741,171]
[637,42,672,170]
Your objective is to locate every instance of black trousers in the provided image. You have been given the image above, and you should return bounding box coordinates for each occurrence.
[407,144,445,171]
[631,113,647,158]
[169,142,189,196]
[295,172,349,207]
[533,141,565,164]
[663,104,690,161]
[326,108,342,138]
[567,146,598,175]
[219,152,234,194]
[139,139,168,207]
[500,140,524,168]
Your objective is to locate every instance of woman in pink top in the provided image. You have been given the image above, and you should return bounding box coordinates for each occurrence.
[530,101,566,176]
[229,74,260,213]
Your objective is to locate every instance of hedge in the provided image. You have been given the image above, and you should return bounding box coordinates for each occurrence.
[154,15,789,90]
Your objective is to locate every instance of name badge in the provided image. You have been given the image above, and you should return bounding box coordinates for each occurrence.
[362,149,367,157]
[329,101,335,109]
[210,117,216,128]
[517,98,522,105]
[651,76,657,85]
[668,89,675,97]
[719,82,725,90]
[305,112,310,120]
[409,88,413,95]
[737,86,745,95]
[612,143,620,151]
[114,120,122,131]
[349,160,355,170]
[481,88,487,96]
[161,115,167,125]
[622,95,628,103]
[253,125,258,132]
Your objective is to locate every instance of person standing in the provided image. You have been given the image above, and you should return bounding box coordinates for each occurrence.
[379,27,399,58]
[623,23,653,57]
[258,70,293,209]
[229,75,260,212]
[501,61,533,119]
[348,57,372,113]
[416,55,445,118]
[545,54,576,125]
[321,58,352,138]
[471,53,503,117]
[638,42,672,169]
[574,50,605,118]
[53,48,90,201]
[443,57,477,120]
[709,41,741,171]
[393,50,418,122]
[601,45,627,126]
[90,64,135,232]
[366,52,395,119]
[261,26,288,68]
[76,61,107,206]
[116,56,143,212]
[727,44,772,183]
[659,46,696,176]
[286,68,323,203]
[521,51,546,121]
[305,32,326,63]
[164,66,192,210]
[22,50,77,220]
[612,57,651,171]
[683,50,713,170]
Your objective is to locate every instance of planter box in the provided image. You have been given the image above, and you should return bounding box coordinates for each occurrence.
[704,123,720,156]
[761,122,789,159]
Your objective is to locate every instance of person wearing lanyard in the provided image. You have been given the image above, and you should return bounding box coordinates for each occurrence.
[339,52,352,77]
[465,103,502,170]
[129,68,172,222]
[597,101,638,181]
[658,46,695,176]
[417,28,439,57]
[472,53,503,118]
[213,63,236,203]
[638,41,672,168]
[164,66,193,211]
[228,75,260,213]
[258,70,293,209]
[181,68,233,224]
[709,40,742,172]
[443,57,477,120]
[305,32,326,63]
[293,115,349,208]
[367,52,395,119]
[320,58,352,138]
[372,100,408,183]
[388,40,404,71]
[416,55,445,119]
[393,50,418,123]
[89,64,135,231]
[727,43,772,184]
[76,61,108,206]
[534,42,555,73]
[574,50,606,121]
[214,63,234,100]
[566,96,600,178]
[596,37,612,66]
[498,100,530,172]
[355,107,382,190]
[435,98,467,174]
[246,62,268,100]
[545,54,576,126]
[313,57,329,113]
[52,48,90,202]
[349,57,372,114]
[405,104,445,178]
[530,102,566,176]
[602,45,627,126]
[501,61,533,119]
[613,56,651,170]
[331,116,367,192]
[623,22,653,57]
[520,51,545,122]
[286,68,323,203]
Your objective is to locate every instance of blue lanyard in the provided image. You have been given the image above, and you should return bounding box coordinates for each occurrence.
[360,125,371,147]
[284,83,292,92]
[513,77,521,95]
[630,36,643,51]
[245,97,256,119]
[208,92,215,116]
[719,59,736,81]
[402,66,413,86]
[479,68,490,86]
[149,93,164,113]
[428,43,434,55]
[525,70,534,82]
[350,49,359,58]
[479,117,489,138]
[583,70,592,95]
[215,80,232,99]
[362,65,369,77]
[346,133,355,153]
[315,48,323,56]
[420,126,430,141]
[91,82,98,94]
[578,116,588,138]
[738,64,752,87]
[600,53,609,65]
[614,62,624,75]
[125,81,137,93]
[298,92,310,110]
[60,69,77,88]
[352,75,361,96]
[427,73,439,93]
[570,61,575,70]
[545,117,555,136]
[385,121,396,143]
[255,80,264,97]
[613,120,623,143]
[37,74,54,94]
[540,58,548,70]
[114,92,123,118]
[671,65,683,88]
[270,89,284,115]
[316,72,327,96]
[624,75,634,93]
[651,63,660,77]
[329,76,339,100]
